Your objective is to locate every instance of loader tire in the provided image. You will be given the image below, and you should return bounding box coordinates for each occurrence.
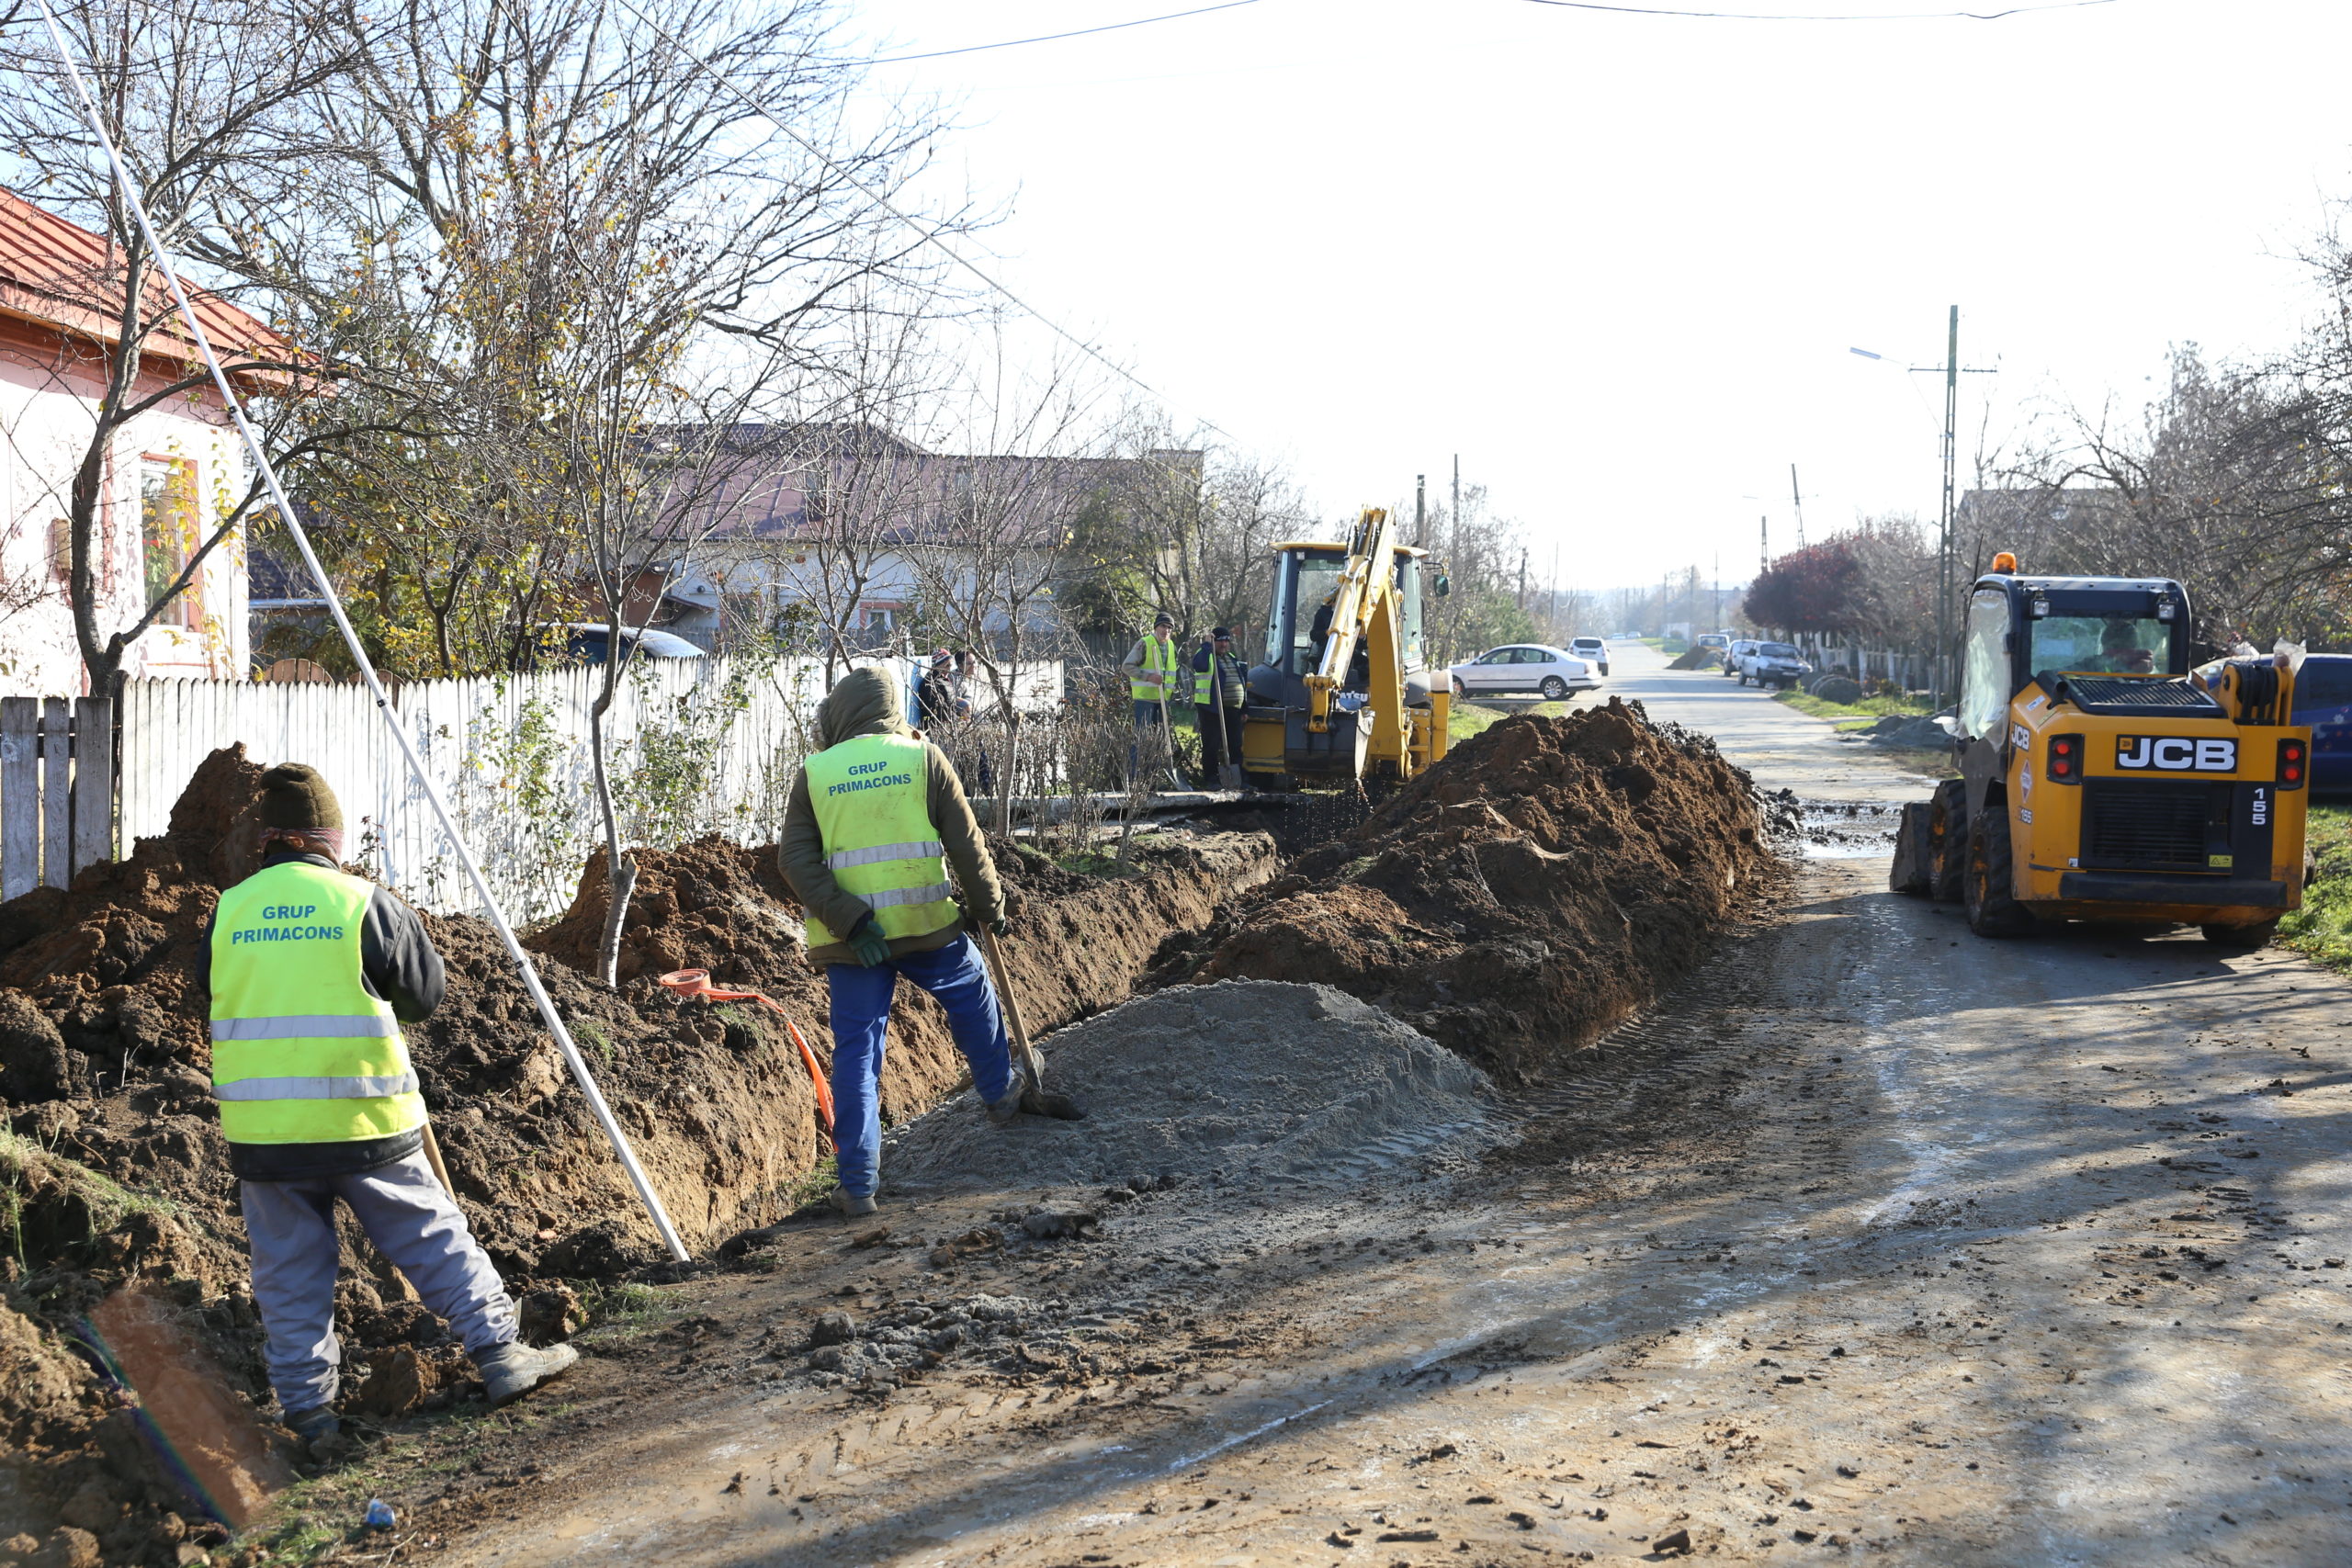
[1964,805,2035,938]
[1890,801,1935,896]
[1927,779,1970,904]
[2201,920,2278,950]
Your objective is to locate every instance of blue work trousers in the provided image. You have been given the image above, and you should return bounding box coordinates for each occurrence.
[825,931,1015,1198]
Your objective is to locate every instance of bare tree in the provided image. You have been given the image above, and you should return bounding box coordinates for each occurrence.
[0,0,363,693]
[899,328,1118,832]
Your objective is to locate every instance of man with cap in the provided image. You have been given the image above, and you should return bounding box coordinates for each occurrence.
[198,764,576,1453]
[1190,626,1250,790]
[1120,611,1186,784]
[780,667,1081,1219]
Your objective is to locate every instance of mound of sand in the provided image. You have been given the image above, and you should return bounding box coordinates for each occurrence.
[882,980,1494,1194]
[1159,701,1781,1083]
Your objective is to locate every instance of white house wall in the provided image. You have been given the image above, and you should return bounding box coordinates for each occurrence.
[674,543,1060,649]
[0,347,250,695]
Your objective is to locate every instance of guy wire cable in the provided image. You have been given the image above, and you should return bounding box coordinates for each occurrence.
[28,0,691,1262]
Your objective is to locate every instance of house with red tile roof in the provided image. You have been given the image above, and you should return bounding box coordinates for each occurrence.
[0,186,286,692]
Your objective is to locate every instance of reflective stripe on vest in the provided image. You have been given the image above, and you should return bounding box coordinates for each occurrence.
[211,1014,400,1042]
[825,839,944,872]
[208,861,424,1145]
[1130,636,1181,702]
[802,733,960,949]
[215,1071,421,1101]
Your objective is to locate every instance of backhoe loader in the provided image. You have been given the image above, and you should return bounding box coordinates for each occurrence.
[1891,554,2310,947]
[1241,506,1450,791]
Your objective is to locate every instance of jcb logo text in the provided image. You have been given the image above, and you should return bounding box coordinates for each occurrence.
[2116,736,2236,773]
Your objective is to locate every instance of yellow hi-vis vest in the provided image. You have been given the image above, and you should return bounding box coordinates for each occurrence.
[1131,635,1182,703]
[208,862,424,1145]
[802,733,959,950]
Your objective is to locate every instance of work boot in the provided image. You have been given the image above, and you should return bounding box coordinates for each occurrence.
[829,1186,878,1218]
[475,1339,579,1409]
[284,1404,341,1455]
[985,1074,1030,1126]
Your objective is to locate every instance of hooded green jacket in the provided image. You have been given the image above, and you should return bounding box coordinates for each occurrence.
[779,666,1004,965]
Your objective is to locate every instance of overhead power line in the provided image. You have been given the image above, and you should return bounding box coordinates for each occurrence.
[610,0,1226,435]
[864,1,1263,66]
[1518,0,2113,17]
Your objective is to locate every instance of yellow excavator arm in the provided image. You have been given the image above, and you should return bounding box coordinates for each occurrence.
[1304,506,1397,734]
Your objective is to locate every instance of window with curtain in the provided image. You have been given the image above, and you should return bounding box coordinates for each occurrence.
[140,457,202,630]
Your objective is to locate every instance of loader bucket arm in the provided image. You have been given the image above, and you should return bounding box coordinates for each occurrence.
[1306,506,1396,734]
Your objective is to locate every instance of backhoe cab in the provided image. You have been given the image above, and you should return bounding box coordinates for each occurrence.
[1243,506,1450,790]
[1892,558,2310,947]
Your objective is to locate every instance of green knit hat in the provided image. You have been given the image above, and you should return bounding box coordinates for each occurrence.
[256,763,344,834]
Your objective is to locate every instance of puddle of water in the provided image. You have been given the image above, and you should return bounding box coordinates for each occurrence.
[1795,798,1902,861]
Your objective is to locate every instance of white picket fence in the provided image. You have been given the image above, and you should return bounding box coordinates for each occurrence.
[117,655,1063,924]
[0,696,114,898]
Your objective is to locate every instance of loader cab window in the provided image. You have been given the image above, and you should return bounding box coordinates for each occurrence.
[2030,613,2173,676]
[1959,590,2012,740]
[1396,553,1427,670]
[1268,550,1347,677]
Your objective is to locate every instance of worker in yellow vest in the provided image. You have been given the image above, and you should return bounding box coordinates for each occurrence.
[780,667,1082,1217]
[1120,610,1187,783]
[199,765,575,1454]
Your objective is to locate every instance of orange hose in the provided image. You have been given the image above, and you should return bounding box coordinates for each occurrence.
[656,968,835,1139]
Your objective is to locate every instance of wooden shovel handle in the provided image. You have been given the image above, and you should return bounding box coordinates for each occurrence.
[978,924,1046,1088]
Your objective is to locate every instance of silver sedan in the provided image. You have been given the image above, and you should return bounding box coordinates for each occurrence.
[1448,644,1600,701]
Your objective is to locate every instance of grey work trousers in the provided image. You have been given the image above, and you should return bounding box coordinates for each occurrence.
[239,1150,517,1416]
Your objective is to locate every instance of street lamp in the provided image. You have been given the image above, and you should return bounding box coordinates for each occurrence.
[1849,314,1995,710]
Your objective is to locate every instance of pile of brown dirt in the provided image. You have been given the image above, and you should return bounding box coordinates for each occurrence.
[1668,648,1723,671]
[533,837,804,987]
[1159,701,1781,1083]
[0,750,1273,1562]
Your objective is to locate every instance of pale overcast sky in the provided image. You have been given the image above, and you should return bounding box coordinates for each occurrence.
[851,0,2352,595]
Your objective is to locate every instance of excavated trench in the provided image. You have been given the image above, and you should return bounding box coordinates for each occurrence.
[0,748,1274,1563]
[0,702,1778,1565]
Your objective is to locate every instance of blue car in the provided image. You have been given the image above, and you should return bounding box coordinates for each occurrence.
[2300,654,2352,795]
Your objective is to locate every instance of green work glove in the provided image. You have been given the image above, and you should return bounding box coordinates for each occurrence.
[846,919,893,968]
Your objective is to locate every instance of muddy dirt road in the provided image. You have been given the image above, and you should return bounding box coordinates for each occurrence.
[397,649,2352,1567]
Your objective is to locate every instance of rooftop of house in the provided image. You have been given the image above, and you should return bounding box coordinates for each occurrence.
[0,185,288,374]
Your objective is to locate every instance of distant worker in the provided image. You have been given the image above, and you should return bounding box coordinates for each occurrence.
[916,649,956,728]
[200,765,575,1454]
[780,668,1080,1219]
[1192,626,1250,790]
[1121,610,1186,782]
[2087,621,2156,674]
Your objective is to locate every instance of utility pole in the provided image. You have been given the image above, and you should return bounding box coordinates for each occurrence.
[1790,464,1807,548]
[1907,307,1995,709]
[1939,310,1958,707]
[1548,539,1562,637]
[1759,515,1768,572]
[1451,455,1461,540]
[1517,549,1528,609]
[1414,474,1425,545]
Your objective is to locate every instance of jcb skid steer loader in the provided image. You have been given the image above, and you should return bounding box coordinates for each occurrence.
[1891,555,2311,947]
